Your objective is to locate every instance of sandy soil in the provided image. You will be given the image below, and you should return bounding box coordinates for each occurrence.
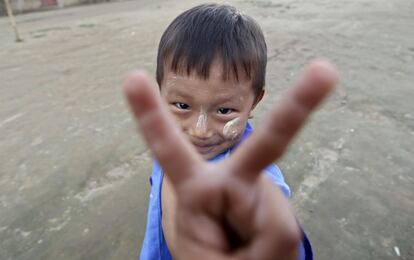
[0,0,413,259]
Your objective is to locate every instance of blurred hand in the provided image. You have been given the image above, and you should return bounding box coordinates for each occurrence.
[123,60,338,260]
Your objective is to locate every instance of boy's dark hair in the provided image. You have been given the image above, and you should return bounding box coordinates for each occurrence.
[156,3,267,95]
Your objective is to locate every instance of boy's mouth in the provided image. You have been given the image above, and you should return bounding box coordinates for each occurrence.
[193,144,216,154]
[191,140,220,155]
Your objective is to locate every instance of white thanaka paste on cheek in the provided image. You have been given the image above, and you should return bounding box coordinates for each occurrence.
[195,109,208,132]
[223,117,242,140]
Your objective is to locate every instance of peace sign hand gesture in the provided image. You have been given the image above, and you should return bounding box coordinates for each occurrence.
[124,60,338,260]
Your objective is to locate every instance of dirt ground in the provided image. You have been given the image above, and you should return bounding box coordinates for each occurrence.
[0,0,413,259]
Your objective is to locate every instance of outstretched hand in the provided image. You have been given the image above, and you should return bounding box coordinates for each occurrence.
[123,60,338,260]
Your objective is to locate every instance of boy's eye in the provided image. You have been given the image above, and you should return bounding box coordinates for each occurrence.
[217,108,234,115]
[174,102,190,110]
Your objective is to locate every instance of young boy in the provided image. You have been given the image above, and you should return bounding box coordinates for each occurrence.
[123,3,337,260]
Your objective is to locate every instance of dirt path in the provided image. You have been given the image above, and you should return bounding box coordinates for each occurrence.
[1,0,413,259]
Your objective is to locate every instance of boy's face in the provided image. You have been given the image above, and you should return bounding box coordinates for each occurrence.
[160,60,262,160]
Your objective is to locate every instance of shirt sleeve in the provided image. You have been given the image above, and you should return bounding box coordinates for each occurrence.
[263,163,291,198]
[264,164,311,260]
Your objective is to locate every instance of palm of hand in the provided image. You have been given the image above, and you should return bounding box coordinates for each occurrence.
[123,61,337,260]
[171,164,297,260]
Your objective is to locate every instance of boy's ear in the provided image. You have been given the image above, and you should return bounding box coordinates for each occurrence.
[252,89,265,110]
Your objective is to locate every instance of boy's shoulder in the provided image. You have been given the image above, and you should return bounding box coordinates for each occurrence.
[263,163,291,198]
[232,122,291,197]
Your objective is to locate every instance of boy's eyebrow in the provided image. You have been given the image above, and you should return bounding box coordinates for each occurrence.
[166,82,245,105]
[166,87,193,99]
[212,94,244,106]
[214,95,238,103]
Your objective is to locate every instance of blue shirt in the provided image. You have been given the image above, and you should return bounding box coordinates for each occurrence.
[140,122,311,259]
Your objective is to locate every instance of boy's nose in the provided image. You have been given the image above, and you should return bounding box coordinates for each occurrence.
[188,113,213,139]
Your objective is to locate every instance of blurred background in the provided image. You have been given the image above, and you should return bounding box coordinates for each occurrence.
[1,0,413,259]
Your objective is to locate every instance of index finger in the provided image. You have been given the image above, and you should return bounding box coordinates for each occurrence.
[123,70,201,187]
[228,60,338,180]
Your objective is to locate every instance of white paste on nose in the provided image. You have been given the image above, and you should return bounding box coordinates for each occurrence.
[195,109,208,132]
[223,117,241,140]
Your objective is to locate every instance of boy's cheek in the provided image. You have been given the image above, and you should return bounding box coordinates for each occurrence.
[222,117,244,141]
[167,110,188,130]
